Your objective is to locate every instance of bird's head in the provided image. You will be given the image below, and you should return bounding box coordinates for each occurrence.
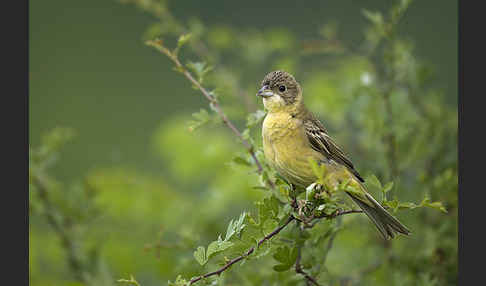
[256,70,303,112]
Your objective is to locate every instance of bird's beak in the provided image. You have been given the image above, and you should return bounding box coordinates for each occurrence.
[257,85,273,98]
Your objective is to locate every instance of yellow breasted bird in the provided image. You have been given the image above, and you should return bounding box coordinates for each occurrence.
[257,70,410,240]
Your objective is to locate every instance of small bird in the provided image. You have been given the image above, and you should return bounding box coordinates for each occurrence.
[257,70,410,239]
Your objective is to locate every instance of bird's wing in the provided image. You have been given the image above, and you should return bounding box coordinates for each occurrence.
[303,114,365,182]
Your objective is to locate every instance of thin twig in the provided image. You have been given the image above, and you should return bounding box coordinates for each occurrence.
[146,40,275,189]
[188,215,295,285]
[294,230,322,286]
[314,209,363,220]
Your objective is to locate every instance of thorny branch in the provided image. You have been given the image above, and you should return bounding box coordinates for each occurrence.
[187,209,363,285]
[188,215,296,285]
[146,39,276,189]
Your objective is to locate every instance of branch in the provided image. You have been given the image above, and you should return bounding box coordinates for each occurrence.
[298,209,363,228]
[146,39,275,189]
[122,0,257,111]
[188,215,295,285]
[31,174,86,282]
[316,209,363,219]
[295,242,322,286]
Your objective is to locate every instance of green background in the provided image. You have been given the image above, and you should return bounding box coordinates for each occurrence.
[29,0,457,182]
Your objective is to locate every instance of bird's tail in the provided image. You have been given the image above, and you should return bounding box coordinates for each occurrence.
[346,192,411,240]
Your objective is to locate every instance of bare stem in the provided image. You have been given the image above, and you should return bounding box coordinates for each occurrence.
[188,215,295,285]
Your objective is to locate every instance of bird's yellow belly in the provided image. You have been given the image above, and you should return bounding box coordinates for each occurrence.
[262,113,324,188]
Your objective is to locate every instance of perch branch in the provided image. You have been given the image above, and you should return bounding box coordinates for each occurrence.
[188,215,295,285]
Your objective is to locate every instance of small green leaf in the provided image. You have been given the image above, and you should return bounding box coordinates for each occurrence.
[420,197,447,213]
[232,156,251,167]
[362,9,384,27]
[273,246,290,263]
[224,212,246,241]
[177,33,192,47]
[272,246,296,272]
[186,61,213,83]
[193,246,207,265]
[383,181,394,193]
[273,264,292,272]
[225,219,234,241]
[367,174,383,189]
[269,196,280,217]
[207,237,234,259]
[289,246,299,265]
[262,219,278,235]
[188,108,210,131]
[168,275,188,286]
[117,275,141,286]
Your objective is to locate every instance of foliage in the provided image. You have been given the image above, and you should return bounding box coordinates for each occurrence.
[30,0,457,286]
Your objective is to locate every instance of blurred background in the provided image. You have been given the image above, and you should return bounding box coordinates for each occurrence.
[29,0,457,285]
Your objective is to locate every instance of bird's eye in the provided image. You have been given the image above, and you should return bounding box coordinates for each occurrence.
[279,85,286,92]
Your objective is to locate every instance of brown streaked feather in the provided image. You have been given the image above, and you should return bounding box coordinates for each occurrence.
[303,111,365,182]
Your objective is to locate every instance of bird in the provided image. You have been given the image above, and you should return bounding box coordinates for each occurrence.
[256,70,410,240]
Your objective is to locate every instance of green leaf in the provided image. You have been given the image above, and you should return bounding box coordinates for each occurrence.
[383,199,399,212]
[177,33,192,47]
[367,174,383,189]
[168,275,188,286]
[172,33,192,56]
[207,236,234,259]
[186,61,213,83]
[420,197,447,213]
[273,246,290,263]
[188,108,210,131]
[224,212,246,241]
[383,181,394,193]
[289,246,299,265]
[381,181,394,202]
[253,240,274,259]
[117,275,141,286]
[232,155,251,167]
[225,219,235,241]
[272,246,298,272]
[273,264,292,272]
[262,219,278,236]
[269,196,280,217]
[258,196,279,227]
[193,246,207,265]
[382,196,447,214]
[362,9,384,27]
